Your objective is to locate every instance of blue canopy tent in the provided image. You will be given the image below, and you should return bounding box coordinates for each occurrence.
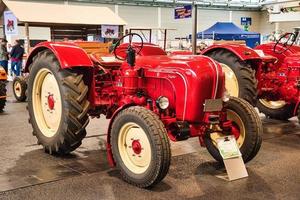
[190,22,261,48]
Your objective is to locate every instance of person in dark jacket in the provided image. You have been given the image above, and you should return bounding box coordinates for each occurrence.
[0,38,9,73]
[10,40,24,76]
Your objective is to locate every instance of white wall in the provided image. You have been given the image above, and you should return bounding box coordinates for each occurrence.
[5,2,299,43]
[6,26,51,44]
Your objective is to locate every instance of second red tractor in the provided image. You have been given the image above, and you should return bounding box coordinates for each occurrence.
[203,30,300,121]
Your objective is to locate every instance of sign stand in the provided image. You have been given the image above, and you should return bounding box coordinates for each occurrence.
[216,136,248,181]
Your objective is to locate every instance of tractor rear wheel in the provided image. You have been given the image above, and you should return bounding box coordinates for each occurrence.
[27,50,90,154]
[111,106,171,188]
[206,49,258,106]
[13,76,27,102]
[256,99,294,120]
[0,81,6,112]
[204,97,262,163]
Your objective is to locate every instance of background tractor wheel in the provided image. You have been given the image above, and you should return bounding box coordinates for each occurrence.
[257,99,294,120]
[204,97,262,163]
[13,76,27,102]
[27,50,90,154]
[111,106,171,188]
[206,49,258,106]
[0,81,6,112]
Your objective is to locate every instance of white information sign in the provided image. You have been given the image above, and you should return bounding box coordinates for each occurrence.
[4,11,18,36]
[216,135,248,181]
[217,135,241,159]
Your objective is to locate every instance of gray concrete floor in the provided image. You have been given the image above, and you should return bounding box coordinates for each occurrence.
[0,83,300,200]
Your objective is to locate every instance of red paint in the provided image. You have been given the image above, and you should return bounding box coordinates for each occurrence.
[202,44,261,62]
[47,95,55,110]
[25,42,93,72]
[253,43,300,115]
[231,124,240,140]
[25,41,242,167]
[132,140,142,155]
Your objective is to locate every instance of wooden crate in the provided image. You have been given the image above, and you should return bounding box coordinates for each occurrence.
[75,42,111,55]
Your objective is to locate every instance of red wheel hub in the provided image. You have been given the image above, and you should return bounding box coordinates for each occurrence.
[231,123,240,140]
[47,94,55,110]
[132,140,142,155]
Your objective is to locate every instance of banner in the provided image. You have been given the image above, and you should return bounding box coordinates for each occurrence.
[101,25,119,38]
[174,5,192,19]
[4,11,18,36]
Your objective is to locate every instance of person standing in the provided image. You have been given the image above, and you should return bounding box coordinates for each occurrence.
[0,38,9,73]
[10,40,24,76]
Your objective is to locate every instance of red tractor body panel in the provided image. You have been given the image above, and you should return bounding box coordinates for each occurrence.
[135,55,224,122]
[202,44,261,61]
[254,43,300,113]
[25,42,93,72]
[255,43,300,68]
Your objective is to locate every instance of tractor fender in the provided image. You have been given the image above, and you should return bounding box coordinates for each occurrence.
[25,42,93,72]
[202,44,262,62]
[106,103,135,167]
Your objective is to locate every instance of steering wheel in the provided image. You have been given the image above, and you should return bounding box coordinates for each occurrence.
[113,33,144,61]
[273,32,297,54]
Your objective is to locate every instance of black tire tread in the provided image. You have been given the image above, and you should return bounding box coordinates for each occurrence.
[28,50,90,154]
[256,100,294,120]
[0,81,6,112]
[204,97,262,163]
[206,49,258,105]
[111,106,171,188]
[12,76,27,102]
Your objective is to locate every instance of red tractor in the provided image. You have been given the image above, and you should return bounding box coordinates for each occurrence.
[26,33,262,188]
[203,30,300,121]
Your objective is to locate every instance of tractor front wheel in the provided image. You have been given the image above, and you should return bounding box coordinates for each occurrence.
[111,106,171,188]
[0,81,6,112]
[257,99,294,120]
[27,50,90,154]
[13,76,27,102]
[204,97,262,163]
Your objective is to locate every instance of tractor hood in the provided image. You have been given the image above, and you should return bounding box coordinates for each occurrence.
[135,55,225,122]
[284,54,300,67]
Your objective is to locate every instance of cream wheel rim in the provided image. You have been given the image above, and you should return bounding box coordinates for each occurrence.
[210,109,245,147]
[14,81,22,97]
[32,68,62,138]
[221,63,239,97]
[259,99,286,109]
[118,122,152,174]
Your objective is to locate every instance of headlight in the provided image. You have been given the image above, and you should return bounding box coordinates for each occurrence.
[156,96,169,110]
[222,90,230,102]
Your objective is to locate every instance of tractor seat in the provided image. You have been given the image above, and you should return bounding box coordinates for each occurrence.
[90,54,122,70]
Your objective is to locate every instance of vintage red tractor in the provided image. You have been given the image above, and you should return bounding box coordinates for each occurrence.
[203,30,300,121]
[25,33,262,188]
[0,66,7,112]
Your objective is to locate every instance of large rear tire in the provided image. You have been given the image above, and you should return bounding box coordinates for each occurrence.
[111,106,171,188]
[257,99,294,120]
[0,81,6,112]
[13,76,27,102]
[204,97,262,163]
[206,49,258,106]
[27,50,90,154]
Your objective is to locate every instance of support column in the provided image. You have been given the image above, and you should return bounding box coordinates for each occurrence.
[229,11,233,22]
[275,22,280,33]
[25,22,30,54]
[158,7,162,42]
[192,2,198,55]
[115,5,119,15]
